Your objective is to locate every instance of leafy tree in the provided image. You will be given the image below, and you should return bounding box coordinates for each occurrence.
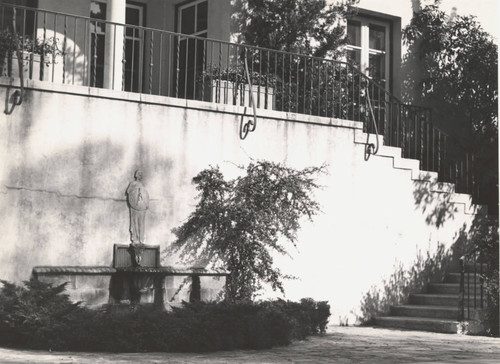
[231,0,358,58]
[402,4,497,138]
[168,161,325,302]
[402,4,498,211]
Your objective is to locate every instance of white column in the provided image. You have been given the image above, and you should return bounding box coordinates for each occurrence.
[103,0,126,90]
[360,20,370,76]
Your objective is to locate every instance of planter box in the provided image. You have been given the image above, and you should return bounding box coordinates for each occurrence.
[1,51,63,83]
[210,80,275,110]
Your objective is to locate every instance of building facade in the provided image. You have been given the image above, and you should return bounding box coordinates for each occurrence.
[0,0,490,325]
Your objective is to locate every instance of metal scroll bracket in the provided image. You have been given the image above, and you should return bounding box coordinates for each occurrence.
[239,48,257,140]
[364,84,380,161]
[4,8,25,115]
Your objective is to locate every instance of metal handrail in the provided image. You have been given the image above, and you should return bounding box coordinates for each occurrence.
[10,7,24,105]
[459,249,485,321]
[365,85,379,157]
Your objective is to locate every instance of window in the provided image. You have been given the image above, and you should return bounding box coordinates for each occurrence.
[124,3,144,92]
[90,1,106,88]
[178,0,208,38]
[346,18,390,90]
[89,1,145,91]
[176,0,208,99]
[1,0,37,35]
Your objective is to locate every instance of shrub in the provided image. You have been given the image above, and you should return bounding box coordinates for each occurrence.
[0,280,330,352]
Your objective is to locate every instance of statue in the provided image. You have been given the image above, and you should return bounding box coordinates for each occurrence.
[126,170,149,265]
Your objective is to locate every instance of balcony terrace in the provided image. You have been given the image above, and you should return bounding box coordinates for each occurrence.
[1,3,481,203]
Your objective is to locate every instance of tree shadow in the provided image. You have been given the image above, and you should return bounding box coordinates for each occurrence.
[412,173,459,228]
[356,169,495,324]
[357,241,455,324]
[357,209,498,333]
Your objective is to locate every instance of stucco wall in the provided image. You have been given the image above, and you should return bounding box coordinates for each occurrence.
[0,79,480,324]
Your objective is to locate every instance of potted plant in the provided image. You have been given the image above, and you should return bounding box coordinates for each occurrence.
[1,29,61,82]
[199,64,276,110]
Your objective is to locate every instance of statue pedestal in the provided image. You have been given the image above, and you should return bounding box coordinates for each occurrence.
[111,243,162,305]
[113,244,160,268]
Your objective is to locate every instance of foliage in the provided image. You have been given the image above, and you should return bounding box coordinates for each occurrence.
[402,5,498,211]
[0,279,81,349]
[231,0,358,58]
[402,5,497,137]
[202,64,277,87]
[0,280,330,352]
[168,161,324,302]
[203,60,363,119]
[0,30,61,58]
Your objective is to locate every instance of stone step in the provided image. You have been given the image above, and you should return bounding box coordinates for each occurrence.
[427,283,482,294]
[444,273,484,284]
[428,283,459,294]
[465,262,488,271]
[410,293,485,306]
[391,305,458,320]
[375,316,459,334]
[410,294,458,306]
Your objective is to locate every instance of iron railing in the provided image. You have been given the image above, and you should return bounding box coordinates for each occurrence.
[0,3,481,203]
[459,250,486,321]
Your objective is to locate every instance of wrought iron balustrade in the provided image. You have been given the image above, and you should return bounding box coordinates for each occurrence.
[459,250,487,321]
[0,3,481,204]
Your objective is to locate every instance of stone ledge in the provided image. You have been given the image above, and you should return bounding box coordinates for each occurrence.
[33,266,116,275]
[0,77,363,131]
[32,265,228,276]
[116,266,229,276]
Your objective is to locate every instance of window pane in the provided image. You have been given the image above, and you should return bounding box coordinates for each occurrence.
[124,38,141,92]
[126,7,141,26]
[90,1,106,34]
[181,6,196,34]
[90,33,105,87]
[369,53,385,81]
[197,1,208,32]
[90,1,106,20]
[347,21,361,47]
[369,25,385,51]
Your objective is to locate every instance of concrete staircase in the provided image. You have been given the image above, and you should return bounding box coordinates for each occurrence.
[353,130,487,334]
[353,129,486,216]
[375,270,486,334]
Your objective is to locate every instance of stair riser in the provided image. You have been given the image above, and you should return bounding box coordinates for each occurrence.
[410,296,457,306]
[444,273,484,284]
[375,318,458,334]
[410,295,485,306]
[427,284,483,295]
[428,284,459,294]
[391,306,458,320]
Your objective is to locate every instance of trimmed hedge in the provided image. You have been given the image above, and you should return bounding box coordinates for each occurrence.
[0,279,330,352]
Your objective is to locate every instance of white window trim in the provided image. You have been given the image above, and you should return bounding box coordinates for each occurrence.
[346,17,390,90]
[126,2,145,44]
[177,0,208,36]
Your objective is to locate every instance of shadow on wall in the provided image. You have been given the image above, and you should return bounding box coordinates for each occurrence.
[0,141,130,281]
[355,172,471,323]
[412,174,458,228]
[357,181,498,330]
[356,242,455,324]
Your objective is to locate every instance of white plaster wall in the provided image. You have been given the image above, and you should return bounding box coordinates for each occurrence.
[355,0,497,38]
[0,80,479,324]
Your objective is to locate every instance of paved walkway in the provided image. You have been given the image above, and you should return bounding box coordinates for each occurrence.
[0,326,499,363]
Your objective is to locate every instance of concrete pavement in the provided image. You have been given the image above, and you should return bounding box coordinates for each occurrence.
[0,326,499,363]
